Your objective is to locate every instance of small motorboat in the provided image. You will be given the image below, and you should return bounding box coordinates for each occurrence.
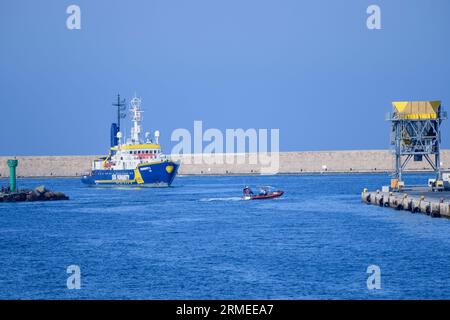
[242,186,284,200]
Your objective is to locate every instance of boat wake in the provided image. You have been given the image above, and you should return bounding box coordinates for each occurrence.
[199,197,243,202]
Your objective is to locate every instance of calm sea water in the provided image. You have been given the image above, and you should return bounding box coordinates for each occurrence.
[1,173,450,299]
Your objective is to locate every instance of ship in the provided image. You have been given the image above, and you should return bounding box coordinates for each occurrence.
[81,94,179,187]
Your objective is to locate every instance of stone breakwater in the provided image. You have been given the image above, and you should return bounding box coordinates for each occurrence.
[1,150,450,178]
[0,185,69,203]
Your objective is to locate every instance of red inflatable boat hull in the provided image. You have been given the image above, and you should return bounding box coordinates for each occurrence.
[246,191,284,200]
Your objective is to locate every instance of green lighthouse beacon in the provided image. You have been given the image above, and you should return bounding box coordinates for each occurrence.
[7,159,18,193]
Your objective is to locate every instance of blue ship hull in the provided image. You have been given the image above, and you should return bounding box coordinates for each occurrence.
[81,161,179,187]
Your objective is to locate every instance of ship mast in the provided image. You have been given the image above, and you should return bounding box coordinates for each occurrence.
[112,94,126,131]
[130,95,143,144]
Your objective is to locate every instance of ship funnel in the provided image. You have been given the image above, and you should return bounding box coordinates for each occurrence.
[111,123,119,147]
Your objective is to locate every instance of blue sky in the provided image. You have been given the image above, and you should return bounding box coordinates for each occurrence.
[1,0,449,155]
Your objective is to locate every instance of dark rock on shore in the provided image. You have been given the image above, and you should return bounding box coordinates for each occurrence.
[35,185,47,195]
[0,185,69,203]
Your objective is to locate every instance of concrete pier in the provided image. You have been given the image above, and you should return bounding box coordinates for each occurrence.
[361,187,450,218]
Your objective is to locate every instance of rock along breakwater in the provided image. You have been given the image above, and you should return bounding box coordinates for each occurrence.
[0,185,69,203]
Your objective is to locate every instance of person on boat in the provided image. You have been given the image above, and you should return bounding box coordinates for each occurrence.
[243,186,254,196]
[259,187,268,196]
